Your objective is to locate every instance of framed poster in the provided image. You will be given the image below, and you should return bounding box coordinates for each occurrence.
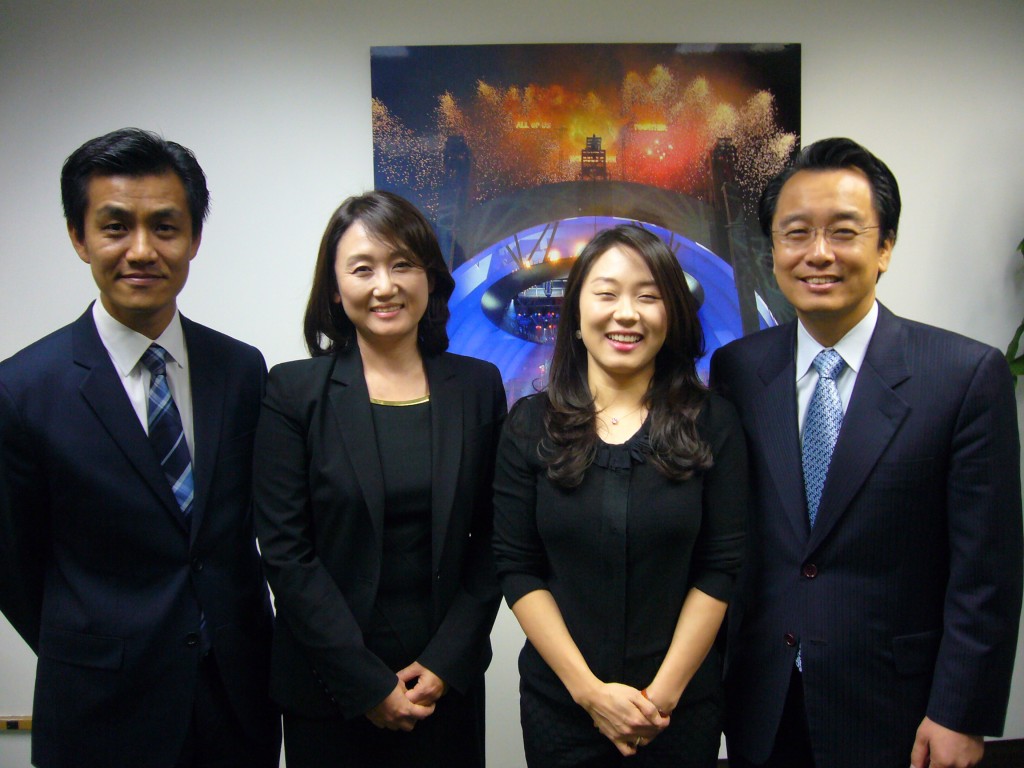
[372,43,800,400]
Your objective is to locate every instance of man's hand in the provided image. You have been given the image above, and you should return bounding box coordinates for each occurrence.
[365,680,435,731]
[397,660,447,707]
[910,716,984,768]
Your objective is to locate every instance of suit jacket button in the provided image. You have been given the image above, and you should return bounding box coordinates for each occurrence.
[185,632,200,648]
[191,558,204,572]
[783,632,797,647]
[802,563,818,579]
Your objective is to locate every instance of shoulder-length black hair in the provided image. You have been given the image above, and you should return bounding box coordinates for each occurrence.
[303,191,455,357]
[543,223,712,488]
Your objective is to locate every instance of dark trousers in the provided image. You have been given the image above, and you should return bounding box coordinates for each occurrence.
[175,653,280,768]
[727,667,814,768]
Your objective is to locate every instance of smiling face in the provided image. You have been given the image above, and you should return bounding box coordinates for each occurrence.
[578,245,668,389]
[771,168,893,346]
[332,220,430,353]
[69,172,200,339]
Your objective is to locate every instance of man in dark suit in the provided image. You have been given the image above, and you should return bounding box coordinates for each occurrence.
[0,128,280,767]
[711,138,1023,768]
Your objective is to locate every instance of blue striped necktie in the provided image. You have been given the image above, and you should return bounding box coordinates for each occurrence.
[142,344,194,523]
[802,348,846,529]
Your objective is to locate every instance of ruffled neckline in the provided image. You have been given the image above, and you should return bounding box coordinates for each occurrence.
[593,423,651,470]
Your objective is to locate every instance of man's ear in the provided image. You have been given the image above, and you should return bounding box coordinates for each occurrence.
[189,229,202,262]
[68,222,90,264]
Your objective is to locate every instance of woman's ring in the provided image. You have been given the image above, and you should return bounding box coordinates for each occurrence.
[634,736,644,748]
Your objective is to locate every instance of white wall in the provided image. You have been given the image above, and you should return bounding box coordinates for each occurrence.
[1,1,1022,766]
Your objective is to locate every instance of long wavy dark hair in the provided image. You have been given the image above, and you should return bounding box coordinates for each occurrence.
[543,224,712,488]
[303,191,455,357]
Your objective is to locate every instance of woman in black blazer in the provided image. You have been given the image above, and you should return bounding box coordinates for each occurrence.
[492,225,747,767]
[253,191,505,767]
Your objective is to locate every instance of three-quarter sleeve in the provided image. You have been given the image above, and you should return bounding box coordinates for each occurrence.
[690,394,748,603]
[492,396,551,608]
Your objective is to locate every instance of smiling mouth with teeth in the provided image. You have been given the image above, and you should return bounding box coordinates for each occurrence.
[803,277,839,284]
[607,333,642,342]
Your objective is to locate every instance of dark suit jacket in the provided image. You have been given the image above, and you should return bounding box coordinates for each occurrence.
[253,345,506,719]
[710,304,1023,768]
[0,307,279,768]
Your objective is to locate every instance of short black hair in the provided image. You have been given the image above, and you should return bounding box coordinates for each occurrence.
[758,137,901,249]
[61,127,210,239]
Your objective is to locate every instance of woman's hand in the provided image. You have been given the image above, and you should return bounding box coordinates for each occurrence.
[397,660,448,707]
[365,680,435,731]
[578,682,668,756]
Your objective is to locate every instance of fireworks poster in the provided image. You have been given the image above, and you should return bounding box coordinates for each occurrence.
[371,43,800,401]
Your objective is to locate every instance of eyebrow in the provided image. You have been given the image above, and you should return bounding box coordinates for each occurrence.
[776,209,870,228]
[94,204,186,221]
[342,249,422,267]
[588,275,659,289]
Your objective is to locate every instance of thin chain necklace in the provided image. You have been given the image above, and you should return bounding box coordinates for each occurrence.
[600,402,646,426]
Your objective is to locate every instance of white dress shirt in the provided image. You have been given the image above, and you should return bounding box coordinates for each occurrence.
[795,301,878,442]
[91,301,195,460]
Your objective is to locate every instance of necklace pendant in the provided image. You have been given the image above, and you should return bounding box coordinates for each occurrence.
[611,416,619,425]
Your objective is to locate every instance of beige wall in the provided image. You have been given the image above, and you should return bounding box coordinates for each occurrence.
[1,1,1022,766]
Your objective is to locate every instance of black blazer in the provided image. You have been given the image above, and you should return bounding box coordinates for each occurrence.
[710,304,1023,768]
[253,345,506,718]
[0,307,279,768]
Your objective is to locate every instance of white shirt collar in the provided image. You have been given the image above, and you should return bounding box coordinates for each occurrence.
[795,301,878,380]
[91,301,187,375]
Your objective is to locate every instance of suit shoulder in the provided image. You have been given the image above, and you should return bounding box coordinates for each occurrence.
[886,315,1005,380]
[182,318,264,363]
[0,322,76,389]
[439,351,501,378]
[436,352,506,399]
[710,324,792,388]
[268,355,332,378]
[897,315,997,355]
[265,355,335,399]
[716,323,791,360]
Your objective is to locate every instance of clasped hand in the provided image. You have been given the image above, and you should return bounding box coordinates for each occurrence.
[365,661,447,731]
[581,682,669,756]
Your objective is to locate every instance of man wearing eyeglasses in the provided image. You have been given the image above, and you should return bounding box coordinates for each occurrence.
[711,138,1022,768]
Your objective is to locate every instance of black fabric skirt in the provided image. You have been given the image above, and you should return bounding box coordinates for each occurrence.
[520,682,722,768]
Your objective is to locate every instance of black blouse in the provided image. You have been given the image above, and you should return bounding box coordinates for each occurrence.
[366,400,433,671]
[492,392,747,706]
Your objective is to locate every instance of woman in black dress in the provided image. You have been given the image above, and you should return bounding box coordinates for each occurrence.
[253,191,505,767]
[493,224,747,767]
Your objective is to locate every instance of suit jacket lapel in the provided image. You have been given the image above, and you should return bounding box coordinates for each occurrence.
[181,317,222,544]
[426,354,462,573]
[72,308,187,529]
[752,324,809,543]
[328,347,387,553]
[808,305,911,551]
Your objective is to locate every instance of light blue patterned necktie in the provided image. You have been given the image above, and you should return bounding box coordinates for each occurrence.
[797,348,846,671]
[802,348,846,528]
[142,344,194,522]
